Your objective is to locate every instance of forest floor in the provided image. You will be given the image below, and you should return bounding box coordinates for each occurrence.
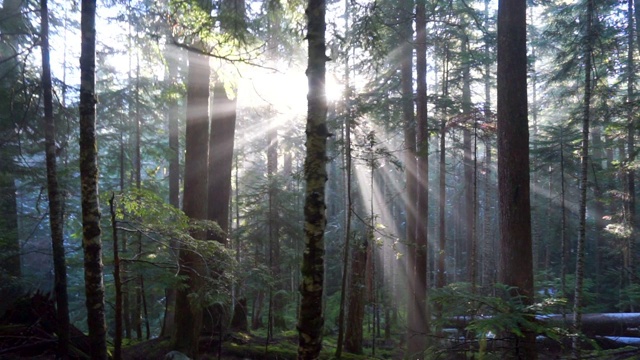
[121,332,400,360]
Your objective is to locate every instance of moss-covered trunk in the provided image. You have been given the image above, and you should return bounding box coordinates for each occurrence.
[79,1,108,358]
[297,0,328,358]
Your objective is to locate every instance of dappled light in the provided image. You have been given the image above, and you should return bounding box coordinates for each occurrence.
[2,0,640,359]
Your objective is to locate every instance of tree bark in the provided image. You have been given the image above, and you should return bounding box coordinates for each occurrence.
[344,237,368,354]
[399,0,419,355]
[172,49,210,358]
[497,0,536,358]
[573,0,594,357]
[414,1,429,356]
[297,0,328,357]
[625,0,636,291]
[161,39,182,339]
[79,1,108,358]
[462,34,474,287]
[41,1,70,357]
[335,1,352,355]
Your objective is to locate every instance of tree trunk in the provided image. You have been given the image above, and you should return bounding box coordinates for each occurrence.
[161,38,182,339]
[172,49,210,358]
[462,34,474,287]
[482,0,494,289]
[202,81,236,334]
[41,1,70,356]
[496,0,536,358]
[110,195,123,360]
[297,0,328,357]
[344,236,368,354]
[573,0,594,357]
[414,1,429,356]
[625,0,636,290]
[399,0,419,357]
[335,0,352,352]
[79,1,108,358]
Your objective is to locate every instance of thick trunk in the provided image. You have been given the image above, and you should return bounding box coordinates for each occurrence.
[172,49,210,358]
[297,0,328,357]
[79,1,108,358]
[41,1,70,356]
[207,82,236,242]
[202,82,236,334]
[497,0,535,358]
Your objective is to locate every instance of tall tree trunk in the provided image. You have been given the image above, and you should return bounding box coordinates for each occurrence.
[625,0,636,289]
[79,1,108,358]
[573,0,594,356]
[462,33,474,287]
[336,0,352,352]
[437,48,450,295]
[496,0,536,358]
[41,1,70,356]
[399,0,419,357]
[172,49,210,358]
[161,40,182,339]
[482,0,494,289]
[0,0,23,319]
[202,81,236,333]
[344,236,368,355]
[110,195,123,360]
[414,1,429,356]
[265,0,285,335]
[297,0,328,357]
[560,129,568,316]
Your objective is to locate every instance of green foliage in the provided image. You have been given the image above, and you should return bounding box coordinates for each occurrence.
[432,283,569,357]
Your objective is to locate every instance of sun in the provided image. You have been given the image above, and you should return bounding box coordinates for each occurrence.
[239,66,343,113]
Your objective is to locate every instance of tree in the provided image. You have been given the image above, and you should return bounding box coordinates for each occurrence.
[41,0,70,357]
[0,0,25,316]
[172,48,210,357]
[399,0,420,356]
[79,0,108,358]
[413,0,429,356]
[496,0,535,358]
[297,0,328,357]
[573,0,594,356]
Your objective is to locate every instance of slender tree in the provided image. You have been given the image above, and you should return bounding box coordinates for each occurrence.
[414,0,429,356]
[625,0,636,288]
[297,0,328,357]
[79,0,108,358]
[573,0,594,356]
[41,0,70,357]
[496,0,535,358]
[399,0,420,356]
[335,1,353,355]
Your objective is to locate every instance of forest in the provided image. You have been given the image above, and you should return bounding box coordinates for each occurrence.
[1,0,640,359]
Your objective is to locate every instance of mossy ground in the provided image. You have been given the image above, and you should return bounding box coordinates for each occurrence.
[120,331,399,359]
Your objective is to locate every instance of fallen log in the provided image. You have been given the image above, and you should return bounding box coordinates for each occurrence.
[0,291,90,359]
[445,313,640,337]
